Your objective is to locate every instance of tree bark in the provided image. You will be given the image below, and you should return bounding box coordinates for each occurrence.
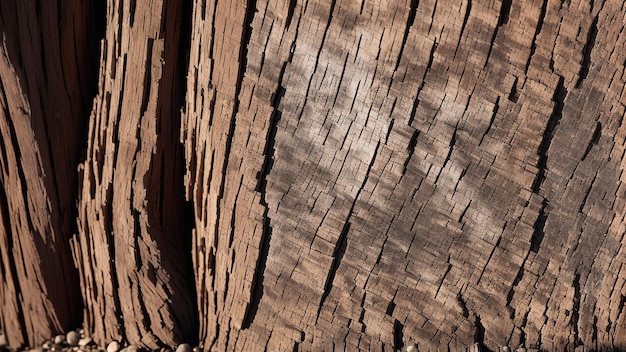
[72,0,196,349]
[2,0,626,351]
[0,0,100,347]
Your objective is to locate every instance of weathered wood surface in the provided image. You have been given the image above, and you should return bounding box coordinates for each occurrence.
[72,0,196,349]
[0,0,625,351]
[0,1,99,347]
[182,0,626,350]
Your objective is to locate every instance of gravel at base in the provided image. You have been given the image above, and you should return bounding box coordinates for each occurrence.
[0,332,599,351]
[0,331,201,352]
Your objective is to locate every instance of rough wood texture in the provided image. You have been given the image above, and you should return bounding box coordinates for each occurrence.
[1,0,625,350]
[0,1,98,348]
[72,0,196,348]
[182,0,626,350]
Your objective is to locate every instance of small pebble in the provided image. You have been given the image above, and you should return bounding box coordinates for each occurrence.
[192,348,202,352]
[501,347,511,352]
[43,342,51,349]
[176,343,192,352]
[107,341,121,352]
[121,345,139,352]
[79,337,93,347]
[515,348,526,352]
[54,334,65,345]
[67,331,81,346]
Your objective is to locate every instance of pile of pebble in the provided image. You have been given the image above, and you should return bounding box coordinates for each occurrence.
[1,332,598,351]
[0,331,200,352]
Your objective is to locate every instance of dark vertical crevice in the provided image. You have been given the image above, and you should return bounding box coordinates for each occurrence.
[479,96,499,145]
[241,98,281,326]
[393,0,419,73]
[474,315,492,352]
[393,319,404,351]
[457,292,470,318]
[524,0,547,74]
[178,0,193,227]
[508,76,519,102]
[531,75,566,194]
[483,27,498,68]
[505,267,524,318]
[240,211,273,329]
[155,0,198,343]
[458,200,470,223]
[357,295,367,329]
[435,257,452,298]
[433,129,457,184]
[612,296,625,347]
[571,273,581,347]
[592,315,598,350]
[316,141,381,320]
[105,186,125,342]
[242,19,295,327]
[206,0,218,86]
[386,300,396,316]
[484,0,510,68]
[427,0,438,33]
[497,0,512,26]
[285,0,297,28]
[140,39,154,117]
[332,54,349,107]
[384,117,395,144]
[129,0,137,27]
[317,221,350,317]
[80,0,107,166]
[408,39,437,127]
[107,52,126,342]
[0,127,8,176]
[578,172,597,214]
[529,199,548,253]
[238,0,257,98]
[453,0,472,59]
[575,15,598,88]
[117,0,125,58]
[581,121,601,161]
[402,129,419,174]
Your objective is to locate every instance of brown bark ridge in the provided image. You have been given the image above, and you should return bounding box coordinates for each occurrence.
[182,0,626,350]
[0,1,99,348]
[72,0,196,349]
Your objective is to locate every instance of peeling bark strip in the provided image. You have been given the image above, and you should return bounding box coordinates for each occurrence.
[0,1,100,348]
[181,0,626,350]
[73,0,195,348]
